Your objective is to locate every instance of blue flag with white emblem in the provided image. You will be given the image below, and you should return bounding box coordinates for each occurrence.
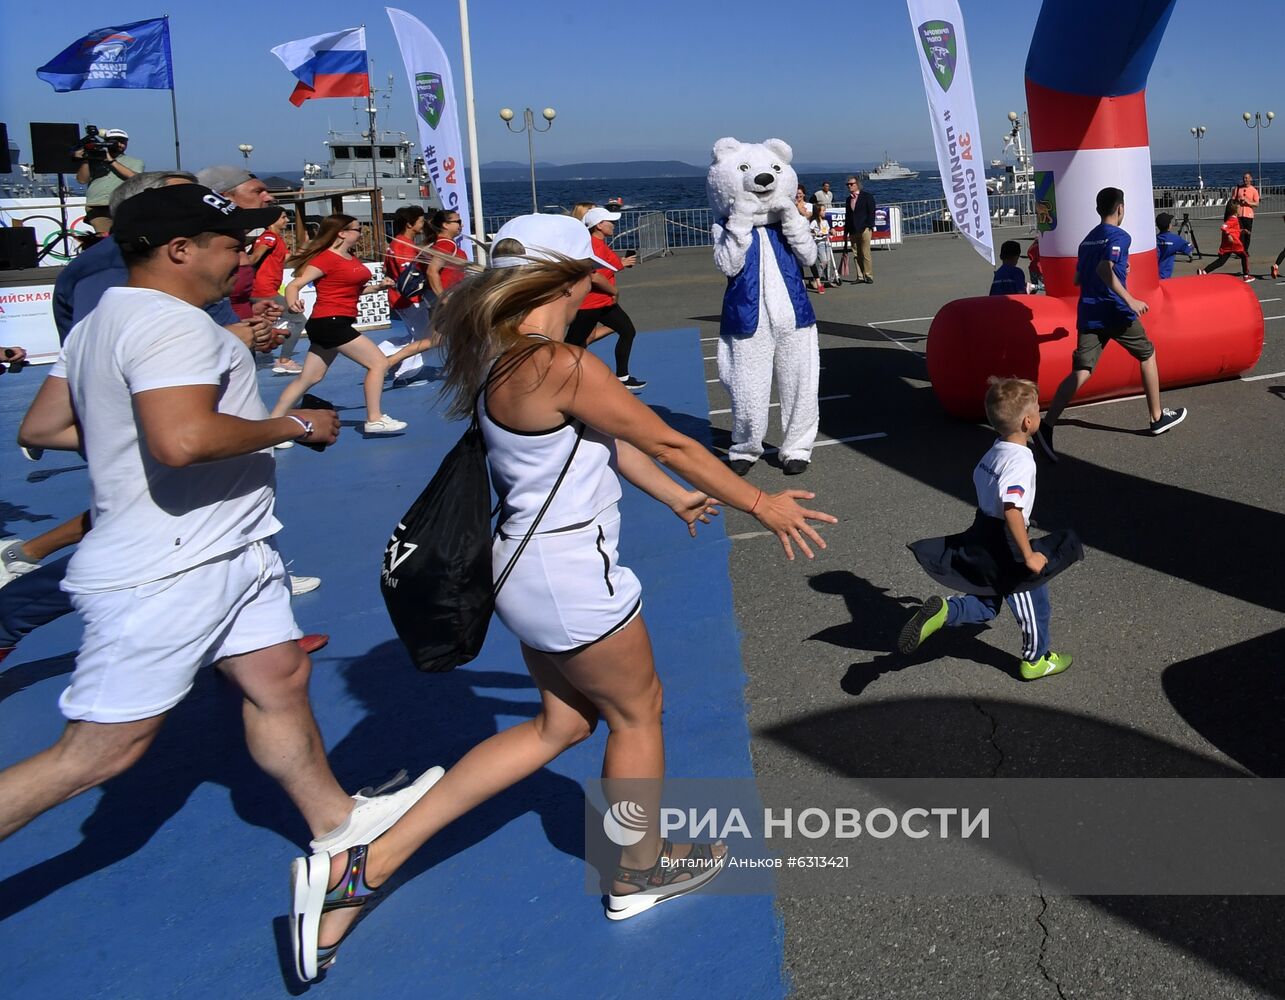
[36,17,174,92]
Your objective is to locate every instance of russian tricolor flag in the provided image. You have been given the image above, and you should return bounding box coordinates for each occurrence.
[271,27,368,107]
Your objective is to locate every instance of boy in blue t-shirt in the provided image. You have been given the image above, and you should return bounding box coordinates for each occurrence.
[1033,187,1188,462]
[989,240,1028,295]
[1155,213,1193,279]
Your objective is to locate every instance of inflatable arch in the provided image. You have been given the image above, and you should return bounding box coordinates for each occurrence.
[927,0,1263,420]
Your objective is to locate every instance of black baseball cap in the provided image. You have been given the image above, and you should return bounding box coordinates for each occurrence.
[112,184,283,250]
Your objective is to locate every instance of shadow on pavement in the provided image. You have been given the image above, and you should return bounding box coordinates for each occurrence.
[814,328,1285,612]
[764,698,1285,997]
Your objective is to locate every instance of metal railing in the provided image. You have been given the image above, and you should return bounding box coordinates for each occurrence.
[633,212,669,261]
[1153,184,1285,219]
[481,183,1285,258]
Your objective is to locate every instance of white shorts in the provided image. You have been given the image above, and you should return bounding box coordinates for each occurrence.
[60,539,302,723]
[493,507,642,655]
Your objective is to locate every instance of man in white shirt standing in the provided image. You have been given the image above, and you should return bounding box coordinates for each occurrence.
[0,185,441,855]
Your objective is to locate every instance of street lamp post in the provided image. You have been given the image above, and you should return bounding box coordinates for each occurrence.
[500,106,556,213]
[238,143,253,164]
[1189,126,1206,190]
[1242,111,1275,186]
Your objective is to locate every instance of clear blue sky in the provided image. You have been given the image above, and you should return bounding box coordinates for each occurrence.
[1,0,1280,174]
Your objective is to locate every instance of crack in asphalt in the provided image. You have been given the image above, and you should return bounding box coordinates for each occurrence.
[1035,886,1070,999]
[970,699,1004,776]
[973,701,1068,997]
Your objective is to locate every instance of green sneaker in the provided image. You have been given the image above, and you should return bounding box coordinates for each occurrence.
[898,596,948,654]
[1020,650,1073,681]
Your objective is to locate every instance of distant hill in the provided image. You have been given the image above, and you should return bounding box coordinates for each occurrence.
[478,160,704,181]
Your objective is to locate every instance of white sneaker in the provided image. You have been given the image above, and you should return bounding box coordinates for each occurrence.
[309,765,446,856]
[275,439,295,450]
[364,415,407,434]
[0,539,39,589]
[289,575,321,596]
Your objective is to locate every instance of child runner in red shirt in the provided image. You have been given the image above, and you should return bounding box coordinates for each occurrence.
[1198,203,1254,281]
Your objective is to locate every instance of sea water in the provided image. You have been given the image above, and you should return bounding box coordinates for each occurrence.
[475,163,1285,218]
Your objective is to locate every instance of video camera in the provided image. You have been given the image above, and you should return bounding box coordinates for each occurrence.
[73,125,125,162]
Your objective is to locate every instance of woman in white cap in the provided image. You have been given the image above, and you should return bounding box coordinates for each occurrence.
[289,213,836,980]
[564,206,645,390]
[269,214,405,438]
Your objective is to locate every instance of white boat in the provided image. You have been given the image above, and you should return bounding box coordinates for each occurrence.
[299,127,441,224]
[866,154,919,181]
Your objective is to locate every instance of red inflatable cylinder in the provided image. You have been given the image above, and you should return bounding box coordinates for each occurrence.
[926,274,1264,420]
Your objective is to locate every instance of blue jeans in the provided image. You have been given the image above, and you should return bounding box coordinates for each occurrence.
[946,584,1051,662]
[0,552,74,647]
[0,555,74,650]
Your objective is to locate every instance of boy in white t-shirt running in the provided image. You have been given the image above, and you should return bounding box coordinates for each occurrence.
[899,378,1077,680]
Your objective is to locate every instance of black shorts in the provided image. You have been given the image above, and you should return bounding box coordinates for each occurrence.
[305,315,360,351]
[1072,321,1155,372]
[84,206,110,222]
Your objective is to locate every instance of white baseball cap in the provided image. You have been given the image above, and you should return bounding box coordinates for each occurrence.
[582,207,621,230]
[103,128,129,140]
[491,214,616,270]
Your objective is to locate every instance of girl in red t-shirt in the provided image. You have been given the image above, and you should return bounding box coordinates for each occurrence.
[427,209,468,296]
[269,214,406,438]
[1198,203,1252,280]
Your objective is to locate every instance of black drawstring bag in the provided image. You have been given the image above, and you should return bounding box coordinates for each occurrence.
[380,354,584,672]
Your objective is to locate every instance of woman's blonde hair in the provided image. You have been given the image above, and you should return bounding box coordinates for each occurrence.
[286,213,357,269]
[434,254,594,419]
[569,202,597,222]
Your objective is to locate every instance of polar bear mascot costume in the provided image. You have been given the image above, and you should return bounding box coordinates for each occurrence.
[708,136,820,475]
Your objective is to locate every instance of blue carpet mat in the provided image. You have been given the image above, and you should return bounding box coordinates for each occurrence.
[0,326,786,999]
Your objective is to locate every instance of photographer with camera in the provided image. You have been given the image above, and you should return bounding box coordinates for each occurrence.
[74,127,143,235]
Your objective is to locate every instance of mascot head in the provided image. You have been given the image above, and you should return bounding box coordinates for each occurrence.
[707,137,799,226]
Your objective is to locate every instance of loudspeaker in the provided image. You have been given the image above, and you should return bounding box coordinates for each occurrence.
[29,122,80,175]
[0,124,11,173]
[0,228,38,270]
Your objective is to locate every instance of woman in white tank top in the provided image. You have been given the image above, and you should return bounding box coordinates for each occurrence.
[296,216,836,974]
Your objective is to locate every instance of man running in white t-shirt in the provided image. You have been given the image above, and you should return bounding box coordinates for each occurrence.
[0,185,441,854]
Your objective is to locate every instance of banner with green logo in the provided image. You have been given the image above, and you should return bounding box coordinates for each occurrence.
[908,1,993,264]
[387,7,472,258]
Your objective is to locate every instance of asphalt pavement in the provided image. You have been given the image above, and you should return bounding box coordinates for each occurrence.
[619,215,1285,1000]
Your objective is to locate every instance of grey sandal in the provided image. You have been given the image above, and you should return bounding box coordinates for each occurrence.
[605,838,727,921]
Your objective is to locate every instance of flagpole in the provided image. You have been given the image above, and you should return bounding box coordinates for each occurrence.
[362,25,385,257]
[165,15,182,168]
[458,0,485,252]
[170,89,182,169]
